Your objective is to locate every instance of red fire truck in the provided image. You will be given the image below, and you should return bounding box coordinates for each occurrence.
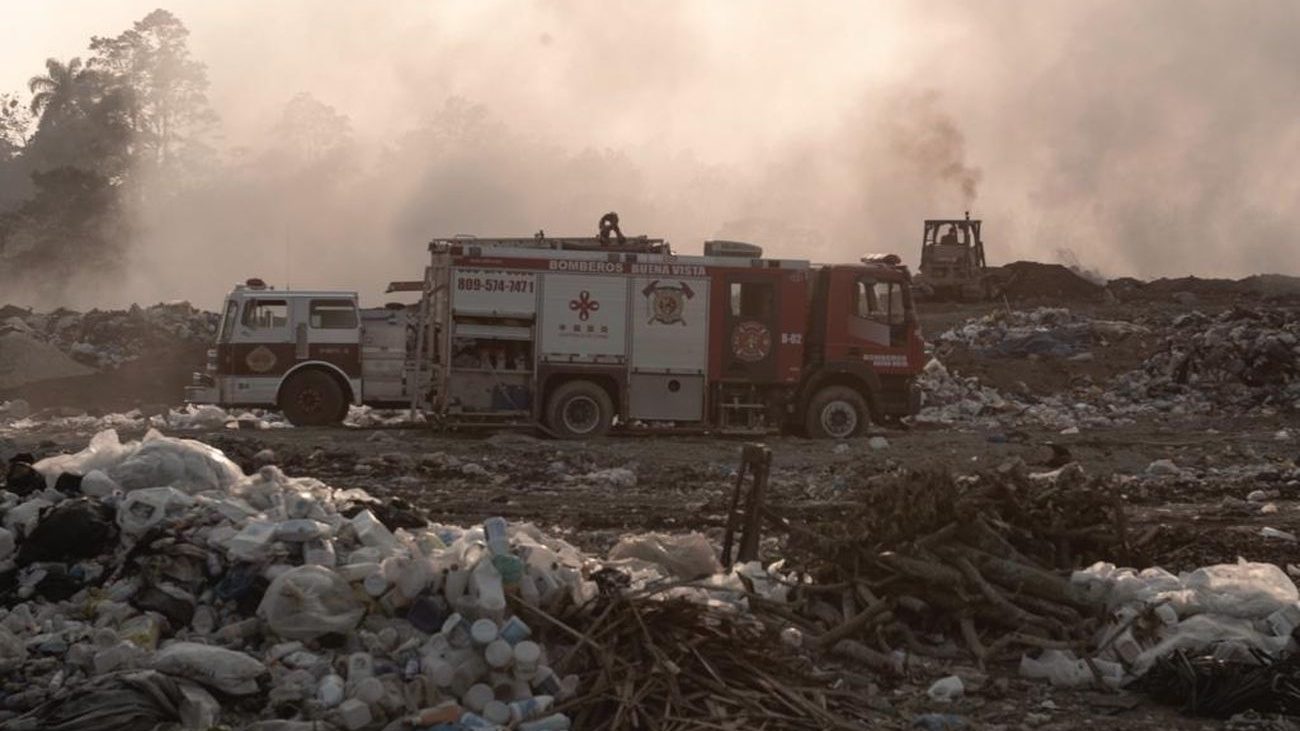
[187,227,925,438]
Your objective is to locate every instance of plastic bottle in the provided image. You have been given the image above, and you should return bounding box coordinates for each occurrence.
[337,562,382,582]
[352,676,384,704]
[441,613,472,648]
[531,665,560,695]
[338,698,372,731]
[444,567,469,603]
[519,713,572,731]
[473,559,507,622]
[423,658,454,687]
[351,510,398,552]
[398,557,432,598]
[518,568,542,606]
[471,618,499,647]
[485,639,513,670]
[411,701,464,726]
[483,517,510,556]
[514,641,542,678]
[463,683,494,713]
[190,605,216,636]
[454,594,481,621]
[350,546,383,564]
[493,554,525,593]
[499,616,532,645]
[363,572,389,598]
[318,674,345,707]
[276,519,331,542]
[509,695,554,723]
[347,652,375,683]
[227,521,277,561]
[303,539,337,567]
[483,700,511,725]
[451,654,489,697]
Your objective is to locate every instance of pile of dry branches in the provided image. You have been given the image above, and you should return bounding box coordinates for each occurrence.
[516,593,880,731]
[770,465,1127,668]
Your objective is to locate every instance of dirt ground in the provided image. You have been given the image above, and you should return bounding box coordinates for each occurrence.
[6,412,1298,729]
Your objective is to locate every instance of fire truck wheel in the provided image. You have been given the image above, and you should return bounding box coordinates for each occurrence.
[547,381,614,439]
[805,386,869,440]
[280,370,346,427]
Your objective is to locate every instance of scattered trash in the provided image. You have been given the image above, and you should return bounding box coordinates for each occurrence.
[927,675,965,702]
[607,531,722,579]
[914,712,969,731]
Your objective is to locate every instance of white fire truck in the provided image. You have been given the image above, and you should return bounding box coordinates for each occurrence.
[187,225,925,438]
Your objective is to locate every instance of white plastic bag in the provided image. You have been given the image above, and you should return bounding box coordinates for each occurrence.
[34,429,136,488]
[258,565,365,640]
[1182,561,1300,618]
[152,641,266,695]
[1131,614,1291,676]
[108,430,244,494]
[607,532,721,579]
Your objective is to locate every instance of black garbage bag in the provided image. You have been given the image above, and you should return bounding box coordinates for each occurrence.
[53,473,83,496]
[0,670,186,731]
[4,454,43,497]
[15,498,118,566]
[340,497,427,531]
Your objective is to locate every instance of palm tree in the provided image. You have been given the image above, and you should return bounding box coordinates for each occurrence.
[28,57,85,124]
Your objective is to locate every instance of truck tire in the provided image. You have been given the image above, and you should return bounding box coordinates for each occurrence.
[805,385,869,439]
[280,370,346,427]
[546,381,614,439]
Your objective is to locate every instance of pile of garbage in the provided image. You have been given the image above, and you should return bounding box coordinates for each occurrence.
[0,404,420,435]
[0,430,832,731]
[937,307,1150,359]
[915,306,1300,429]
[1070,560,1300,715]
[0,302,217,371]
[1111,307,1300,415]
[768,460,1300,718]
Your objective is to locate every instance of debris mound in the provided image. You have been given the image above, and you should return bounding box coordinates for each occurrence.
[998,261,1105,301]
[0,332,97,390]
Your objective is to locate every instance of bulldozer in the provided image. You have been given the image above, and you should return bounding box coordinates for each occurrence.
[912,212,1009,301]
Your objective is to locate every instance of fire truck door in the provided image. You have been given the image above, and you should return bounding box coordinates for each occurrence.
[721,274,779,382]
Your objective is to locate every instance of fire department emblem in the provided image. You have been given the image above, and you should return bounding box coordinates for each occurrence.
[641,280,695,325]
[731,320,771,363]
[245,345,278,373]
[569,290,600,321]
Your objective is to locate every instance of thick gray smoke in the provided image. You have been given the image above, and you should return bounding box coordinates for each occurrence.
[9,0,1300,308]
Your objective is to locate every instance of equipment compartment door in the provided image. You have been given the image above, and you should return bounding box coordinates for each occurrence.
[717,273,780,382]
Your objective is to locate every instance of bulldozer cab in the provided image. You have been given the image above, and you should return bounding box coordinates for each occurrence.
[921,214,985,270]
[915,213,993,301]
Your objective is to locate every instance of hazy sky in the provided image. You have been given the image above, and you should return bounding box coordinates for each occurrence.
[4,1,1299,309]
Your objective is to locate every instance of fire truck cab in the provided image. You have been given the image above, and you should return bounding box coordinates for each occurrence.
[189,230,925,438]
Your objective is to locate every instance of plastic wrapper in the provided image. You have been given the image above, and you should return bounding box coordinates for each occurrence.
[257,565,365,640]
[151,641,266,695]
[607,532,721,579]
